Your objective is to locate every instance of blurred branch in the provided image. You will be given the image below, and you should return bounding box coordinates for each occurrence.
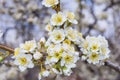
[78,0,83,31]
[0,44,14,53]
[104,0,120,11]
[2,27,16,44]
[85,0,97,36]
[105,60,120,73]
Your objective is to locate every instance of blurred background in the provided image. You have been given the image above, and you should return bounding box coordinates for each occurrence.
[0,0,120,80]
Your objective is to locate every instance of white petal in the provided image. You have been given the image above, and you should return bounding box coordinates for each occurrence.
[19,66,27,72]
[38,74,41,80]
[28,62,34,68]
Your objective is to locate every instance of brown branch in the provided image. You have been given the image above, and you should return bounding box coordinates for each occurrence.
[105,60,120,73]
[78,0,83,31]
[104,0,120,11]
[57,0,61,12]
[53,0,61,13]
[0,44,14,53]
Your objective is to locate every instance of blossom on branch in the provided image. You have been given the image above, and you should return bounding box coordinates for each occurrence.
[13,40,44,72]
[14,53,34,71]
[50,12,67,26]
[81,35,110,64]
[20,40,37,53]
[11,0,112,80]
[65,11,78,24]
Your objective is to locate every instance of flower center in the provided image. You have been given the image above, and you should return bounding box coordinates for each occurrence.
[64,55,73,64]
[54,52,62,59]
[55,34,62,40]
[91,44,99,51]
[19,57,27,65]
[90,53,99,61]
[56,15,62,23]
[46,0,56,5]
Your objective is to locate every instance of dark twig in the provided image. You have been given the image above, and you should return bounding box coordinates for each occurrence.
[2,27,16,44]
[105,60,120,73]
[85,0,97,36]
[78,0,83,31]
[104,0,120,11]
[53,0,61,13]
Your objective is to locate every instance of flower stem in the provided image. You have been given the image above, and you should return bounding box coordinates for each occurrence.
[53,0,61,13]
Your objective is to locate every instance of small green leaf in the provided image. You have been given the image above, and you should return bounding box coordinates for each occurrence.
[0,56,3,62]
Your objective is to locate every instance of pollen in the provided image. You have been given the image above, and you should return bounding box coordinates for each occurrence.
[19,57,27,65]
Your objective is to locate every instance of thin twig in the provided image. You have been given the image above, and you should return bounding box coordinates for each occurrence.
[85,0,97,36]
[0,44,14,53]
[78,0,83,31]
[104,0,120,11]
[53,0,61,13]
[105,60,120,73]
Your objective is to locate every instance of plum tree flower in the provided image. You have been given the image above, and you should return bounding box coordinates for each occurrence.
[14,48,20,57]
[61,52,79,68]
[20,40,37,53]
[65,28,83,45]
[42,0,59,7]
[13,39,44,72]
[50,12,67,26]
[65,11,78,24]
[45,24,53,32]
[14,53,34,71]
[63,67,72,76]
[81,35,110,64]
[33,52,43,60]
[44,39,80,76]
[49,29,65,44]
[38,69,50,80]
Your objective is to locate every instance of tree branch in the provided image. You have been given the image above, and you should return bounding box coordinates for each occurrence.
[53,0,61,13]
[104,0,120,11]
[105,60,120,73]
[0,44,14,53]
[85,0,97,36]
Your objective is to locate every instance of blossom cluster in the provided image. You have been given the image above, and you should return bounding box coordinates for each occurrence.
[13,38,45,71]
[44,29,82,75]
[12,0,110,80]
[81,35,110,64]
[41,0,84,78]
[40,10,83,80]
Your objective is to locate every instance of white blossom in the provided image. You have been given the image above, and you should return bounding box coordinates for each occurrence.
[42,0,59,7]
[38,70,50,80]
[14,53,34,71]
[50,12,67,26]
[65,11,78,24]
[81,35,110,64]
[33,52,43,60]
[20,40,37,53]
[49,29,65,44]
